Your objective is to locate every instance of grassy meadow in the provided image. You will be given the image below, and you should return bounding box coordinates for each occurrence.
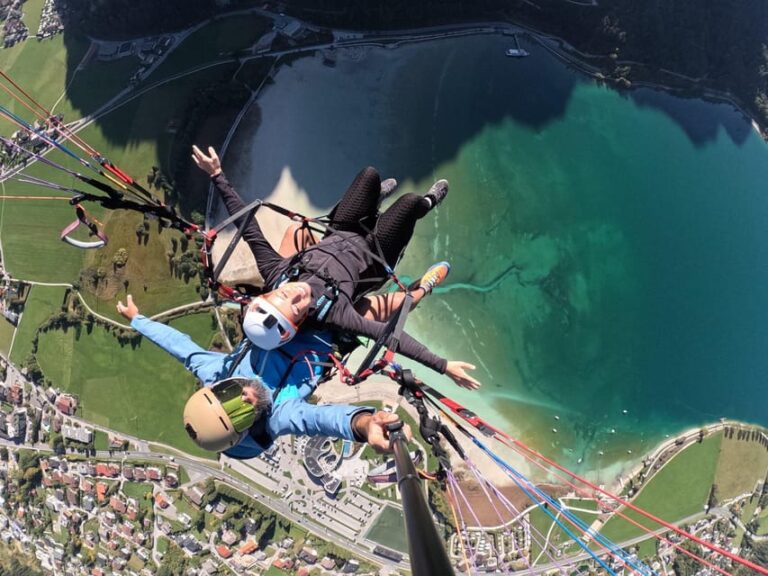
[9,284,66,365]
[599,432,723,543]
[35,312,219,458]
[147,12,270,81]
[714,430,768,499]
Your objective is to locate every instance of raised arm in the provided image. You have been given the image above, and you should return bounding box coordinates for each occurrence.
[117,295,226,384]
[191,145,284,283]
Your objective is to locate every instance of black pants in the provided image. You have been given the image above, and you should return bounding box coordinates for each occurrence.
[330,166,427,268]
[214,167,426,288]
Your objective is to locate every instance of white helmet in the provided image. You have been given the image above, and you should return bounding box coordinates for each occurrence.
[242,297,297,350]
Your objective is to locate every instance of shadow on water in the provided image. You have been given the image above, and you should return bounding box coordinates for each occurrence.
[52,18,755,203]
[231,33,759,207]
[250,34,589,202]
[628,88,753,147]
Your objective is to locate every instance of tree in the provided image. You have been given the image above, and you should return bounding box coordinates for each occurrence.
[672,540,701,576]
[112,248,129,268]
[50,434,65,456]
[30,412,41,444]
[22,466,41,486]
[156,542,189,576]
[23,355,43,384]
[17,451,39,471]
[707,484,719,509]
[193,509,205,532]
[203,478,217,503]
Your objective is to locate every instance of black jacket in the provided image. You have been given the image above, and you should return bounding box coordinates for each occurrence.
[213,172,447,374]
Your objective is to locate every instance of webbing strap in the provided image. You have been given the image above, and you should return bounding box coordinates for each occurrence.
[348,292,413,384]
[211,200,263,283]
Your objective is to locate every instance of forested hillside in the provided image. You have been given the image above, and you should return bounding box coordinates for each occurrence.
[283,0,768,129]
[56,0,768,129]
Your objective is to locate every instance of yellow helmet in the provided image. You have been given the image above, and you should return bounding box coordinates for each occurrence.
[183,378,259,452]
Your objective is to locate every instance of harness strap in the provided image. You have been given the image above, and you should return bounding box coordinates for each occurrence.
[260,200,408,293]
[224,339,252,379]
[348,292,414,384]
[200,198,264,297]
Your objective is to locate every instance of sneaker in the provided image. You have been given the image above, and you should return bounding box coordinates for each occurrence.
[380,178,398,200]
[411,261,451,294]
[377,178,398,210]
[422,179,449,211]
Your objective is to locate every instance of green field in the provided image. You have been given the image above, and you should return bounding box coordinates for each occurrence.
[1,65,228,310]
[157,537,170,554]
[21,0,46,39]
[0,180,87,285]
[0,318,15,358]
[148,13,271,81]
[93,430,109,451]
[35,313,220,458]
[9,284,66,365]
[757,507,768,535]
[0,34,88,116]
[635,536,658,559]
[170,491,196,519]
[122,481,154,511]
[167,311,219,349]
[366,505,408,553]
[600,433,723,544]
[0,26,239,314]
[177,466,190,485]
[714,431,768,499]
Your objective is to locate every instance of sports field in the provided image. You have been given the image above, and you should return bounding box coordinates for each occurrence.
[35,312,219,458]
[599,432,723,544]
[365,505,408,553]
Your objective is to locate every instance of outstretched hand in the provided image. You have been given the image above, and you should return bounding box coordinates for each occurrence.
[116,294,140,321]
[445,361,481,390]
[191,145,222,177]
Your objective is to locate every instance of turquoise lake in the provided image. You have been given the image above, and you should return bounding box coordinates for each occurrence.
[225,33,768,475]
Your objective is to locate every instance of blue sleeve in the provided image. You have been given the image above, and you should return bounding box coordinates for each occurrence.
[267,399,374,441]
[130,315,226,385]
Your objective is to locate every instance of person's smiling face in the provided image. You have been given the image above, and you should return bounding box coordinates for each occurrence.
[262,281,312,325]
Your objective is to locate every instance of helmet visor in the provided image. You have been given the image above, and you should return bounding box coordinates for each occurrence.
[210,378,257,433]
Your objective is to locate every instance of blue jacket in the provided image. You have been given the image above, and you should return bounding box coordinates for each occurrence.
[131,315,373,458]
